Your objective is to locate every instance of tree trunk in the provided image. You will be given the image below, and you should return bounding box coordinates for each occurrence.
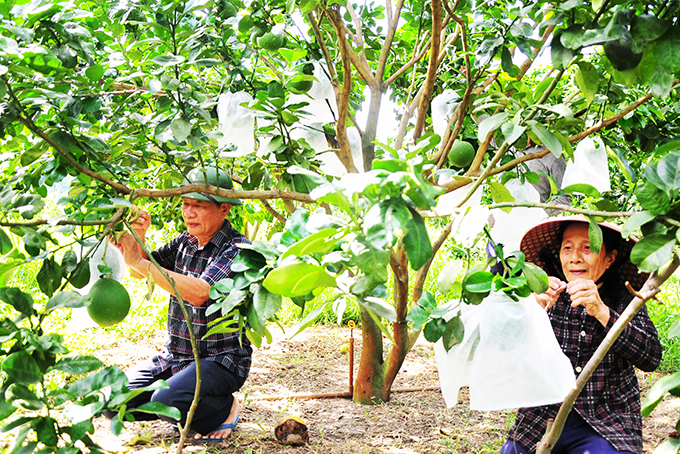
[353,246,419,404]
[353,307,387,404]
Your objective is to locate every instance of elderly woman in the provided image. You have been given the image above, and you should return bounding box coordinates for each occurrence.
[501,217,662,454]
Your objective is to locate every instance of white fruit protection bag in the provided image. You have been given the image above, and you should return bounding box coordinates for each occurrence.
[434,292,575,411]
[70,242,126,331]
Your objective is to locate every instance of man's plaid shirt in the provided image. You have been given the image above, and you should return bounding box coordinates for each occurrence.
[507,281,661,453]
[147,220,252,379]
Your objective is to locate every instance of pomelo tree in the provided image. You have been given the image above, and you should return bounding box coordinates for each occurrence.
[1,0,680,452]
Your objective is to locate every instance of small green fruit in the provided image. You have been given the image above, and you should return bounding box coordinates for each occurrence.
[448,140,475,168]
[222,1,237,18]
[87,278,131,327]
[258,32,284,51]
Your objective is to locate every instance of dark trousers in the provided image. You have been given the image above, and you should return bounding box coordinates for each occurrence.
[500,411,634,454]
[115,359,245,435]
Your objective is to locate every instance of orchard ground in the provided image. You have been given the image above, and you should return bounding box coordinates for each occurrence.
[88,325,680,454]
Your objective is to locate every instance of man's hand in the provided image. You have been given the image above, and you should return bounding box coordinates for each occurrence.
[568,278,610,326]
[535,276,567,310]
[130,210,151,241]
[111,232,143,268]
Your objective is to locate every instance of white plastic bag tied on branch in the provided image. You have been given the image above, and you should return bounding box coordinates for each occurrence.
[434,292,575,411]
[431,89,460,138]
[561,136,611,192]
[217,91,255,157]
[490,179,548,251]
[71,242,127,331]
[289,61,338,124]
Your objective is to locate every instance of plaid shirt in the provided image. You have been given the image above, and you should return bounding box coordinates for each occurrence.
[507,281,661,453]
[148,220,252,378]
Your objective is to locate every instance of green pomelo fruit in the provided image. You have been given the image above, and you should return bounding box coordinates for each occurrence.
[448,140,475,168]
[258,32,284,51]
[87,278,131,327]
[222,1,237,18]
[250,27,265,45]
[289,78,313,94]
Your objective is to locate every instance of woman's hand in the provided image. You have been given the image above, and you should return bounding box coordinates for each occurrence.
[535,276,567,310]
[567,278,610,326]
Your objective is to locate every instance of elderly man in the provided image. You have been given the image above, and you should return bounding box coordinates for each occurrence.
[111,167,250,442]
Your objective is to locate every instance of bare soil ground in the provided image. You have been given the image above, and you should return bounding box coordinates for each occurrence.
[90,326,680,454]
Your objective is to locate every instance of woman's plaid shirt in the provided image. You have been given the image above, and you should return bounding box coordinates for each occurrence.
[507,281,662,453]
[147,220,253,379]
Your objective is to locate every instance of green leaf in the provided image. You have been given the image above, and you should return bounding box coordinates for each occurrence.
[263,261,336,298]
[253,284,282,320]
[464,271,494,293]
[630,233,676,273]
[290,300,332,338]
[52,356,104,375]
[0,228,13,254]
[642,371,680,416]
[478,112,509,142]
[85,64,104,81]
[654,140,680,157]
[134,401,181,420]
[170,117,191,142]
[68,259,91,289]
[562,183,600,197]
[551,32,577,70]
[152,54,186,67]
[668,316,680,339]
[403,208,432,271]
[45,291,88,312]
[423,318,446,343]
[69,366,127,397]
[634,181,671,215]
[437,259,464,294]
[64,401,105,424]
[32,417,58,447]
[652,438,680,454]
[655,151,680,192]
[488,181,515,212]
[622,212,655,238]
[500,115,526,145]
[529,122,562,156]
[587,218,603,255]
[654,27,680,74]
[575,61,599,104]
[442,316,464,351]
[357,296,397,322]
[2,351,42,384]
[0,287,34,316]
[523,262,549,294]
[607,146,635,182]
[37,257,62,298]
[281,228,341,259]
[61,249,77,273]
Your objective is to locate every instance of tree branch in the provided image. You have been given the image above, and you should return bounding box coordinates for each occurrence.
[327,7,360,173]
[536,253,680,454]
[412,0,443,140]
[377,0,407,81]
[133,184,316,203]
[260,199,286,224]
[488,202,635,218]
[123,221,203,453]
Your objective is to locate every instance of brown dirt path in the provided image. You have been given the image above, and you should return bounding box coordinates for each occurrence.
[89,326,679,454]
